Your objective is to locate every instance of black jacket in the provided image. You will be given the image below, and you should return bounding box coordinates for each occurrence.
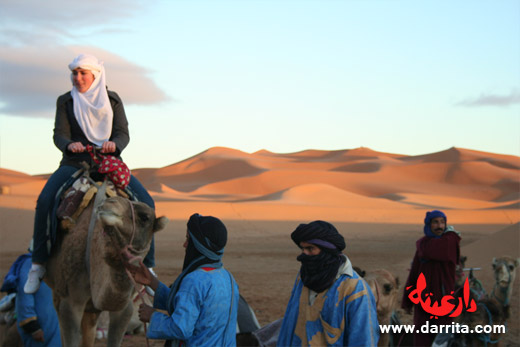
[53,90,130,168]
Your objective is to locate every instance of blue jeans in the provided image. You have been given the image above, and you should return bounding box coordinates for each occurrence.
[127,175,155,267]
[32,165,156,267]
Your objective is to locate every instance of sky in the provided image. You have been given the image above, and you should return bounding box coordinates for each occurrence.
[1,0,519,175]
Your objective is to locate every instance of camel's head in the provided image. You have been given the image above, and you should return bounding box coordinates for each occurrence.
[492,256,520,289]
[97,196,169,260]
[365,269,400,320]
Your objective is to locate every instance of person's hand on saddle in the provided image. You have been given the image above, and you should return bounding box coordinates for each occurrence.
[68,142,86,153]
[101,141,116,153]
[138,303,155,323]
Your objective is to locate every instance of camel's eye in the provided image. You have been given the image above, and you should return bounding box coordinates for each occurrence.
[508,265,515,271]
[138,212,150,223]
[383,283,393,294]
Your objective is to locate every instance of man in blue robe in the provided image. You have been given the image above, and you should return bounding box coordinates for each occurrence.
[1,253,61,347]
[278,221,379,346]
[127,213,239,346]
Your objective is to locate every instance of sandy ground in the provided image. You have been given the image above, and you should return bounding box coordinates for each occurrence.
[0,212,518,346]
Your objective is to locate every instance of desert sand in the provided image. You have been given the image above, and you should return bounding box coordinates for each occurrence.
[0,146,519,346]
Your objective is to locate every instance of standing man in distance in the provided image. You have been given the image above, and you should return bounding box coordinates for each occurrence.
[402,210,461,347]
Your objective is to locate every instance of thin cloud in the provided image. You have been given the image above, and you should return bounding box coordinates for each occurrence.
[0,0,167,118]
[457,90,520,107]
[0,46,169,118]
[0,0,146,39]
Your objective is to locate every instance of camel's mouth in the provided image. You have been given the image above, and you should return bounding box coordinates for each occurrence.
[498,280,509,287]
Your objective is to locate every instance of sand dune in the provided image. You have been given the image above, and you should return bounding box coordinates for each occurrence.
[1,146,518,225]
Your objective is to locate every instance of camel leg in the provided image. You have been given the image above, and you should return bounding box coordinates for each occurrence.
[80,311,101,347]
[58,297,86,347]
[378,332,389,347]
[107,301,133,347]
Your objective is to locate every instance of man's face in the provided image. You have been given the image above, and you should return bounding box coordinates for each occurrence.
[430,217,446,236]
[299,241,321,256]
[183,232,189,249]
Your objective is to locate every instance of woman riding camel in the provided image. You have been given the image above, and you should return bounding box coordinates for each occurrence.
[24,53,156,294]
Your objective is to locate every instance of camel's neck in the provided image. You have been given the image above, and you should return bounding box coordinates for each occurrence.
[491,283,513,306]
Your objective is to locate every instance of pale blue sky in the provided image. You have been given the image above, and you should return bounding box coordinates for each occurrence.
[1,0,519,175]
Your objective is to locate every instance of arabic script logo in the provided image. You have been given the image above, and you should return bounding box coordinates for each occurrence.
[406,273,477,318]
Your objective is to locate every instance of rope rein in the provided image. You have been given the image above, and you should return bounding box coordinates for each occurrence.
[121,199,151,347]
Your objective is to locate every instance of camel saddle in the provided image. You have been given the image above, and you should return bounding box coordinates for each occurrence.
[56,175,128,231]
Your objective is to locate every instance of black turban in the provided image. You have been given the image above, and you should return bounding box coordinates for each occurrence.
[168,214,228,318]
[291,220,346,293]
[183,213,227,270]
[291,220,346,253]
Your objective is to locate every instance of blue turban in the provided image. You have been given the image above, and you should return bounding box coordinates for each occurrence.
[424,210,447,238]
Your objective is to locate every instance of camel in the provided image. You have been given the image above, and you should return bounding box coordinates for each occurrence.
[355,268,400,347]
[448,256,519,346]
[45,195,168,347]
[490,256,520,307]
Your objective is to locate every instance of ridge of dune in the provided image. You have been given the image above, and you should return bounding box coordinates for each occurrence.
[157,146,255,176]
[256,147,402,162]
[0,168,41,186]
[402,147,520,169]
[252,183,410,208]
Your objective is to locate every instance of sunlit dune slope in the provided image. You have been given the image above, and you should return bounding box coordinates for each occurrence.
[1,146,518,223]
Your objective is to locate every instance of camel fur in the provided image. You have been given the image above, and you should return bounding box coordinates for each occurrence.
[355,268,400,347]
[45,196,168,347]
[491,256,520,307]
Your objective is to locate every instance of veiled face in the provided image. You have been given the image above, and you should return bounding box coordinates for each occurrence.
[72,68,95,93]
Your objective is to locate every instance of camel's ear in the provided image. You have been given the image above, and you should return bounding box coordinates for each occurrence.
[153,216,169,233]
[492,257,497,268]
[395,277,400,289]
[516,258,520,267]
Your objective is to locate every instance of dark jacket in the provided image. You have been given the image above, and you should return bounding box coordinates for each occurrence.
[53,90,130,168]
[402,229,460,346]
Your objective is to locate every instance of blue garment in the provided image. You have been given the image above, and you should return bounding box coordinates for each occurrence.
[1,253,32,293]
[278,267,379,346]
[32,165,79,264]
[148,267,239,346]
[127,174,155,266]
[15,256,61,346]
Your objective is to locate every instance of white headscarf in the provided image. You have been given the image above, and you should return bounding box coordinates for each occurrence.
[69,54,113,146]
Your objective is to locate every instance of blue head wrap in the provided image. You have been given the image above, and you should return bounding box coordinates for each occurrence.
[167,214,227,314]
[423,210,447,238]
